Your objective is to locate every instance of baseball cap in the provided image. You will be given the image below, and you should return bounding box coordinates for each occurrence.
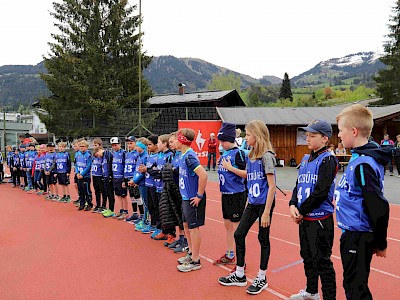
[110,137,120,144]
[299,119,332,138]
[47,142,55,147]
[125,136,136,142]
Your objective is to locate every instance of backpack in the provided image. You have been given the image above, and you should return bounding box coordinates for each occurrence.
[289,158,297,167]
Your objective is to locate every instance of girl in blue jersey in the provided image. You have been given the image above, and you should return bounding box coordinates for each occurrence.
[213,122,246,266]
[56,142,72,202]
[33,146,45,194]
[25,143,36,191]
[44,143,58,200]
[91,138,106,212]
[11,147,21,188]
[218,120,276,295]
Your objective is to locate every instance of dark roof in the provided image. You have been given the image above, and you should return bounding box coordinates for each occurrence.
[147,89,245,107]
[216,103,400,126]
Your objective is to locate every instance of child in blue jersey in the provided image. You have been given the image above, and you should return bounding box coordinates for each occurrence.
[110,137,129,220]
[19,144,27,189]
[133,137,149,229]
[91,138,106,212]
[6,145,13,182]
[288,120,337,300]
[33,145,45,194]
[213,122,246,266]
[44,143,59,200]
[175,128,208,273]
[25,143,36,191]
[138,134,159,234]
[75,140,93,211]
[335,105,390,300]
[72,140,81,206]
[11,147,21,187]
[152,134,174,240]
[99,146,115,218]
[124,136,144,222]
[218,120,276,295]
[56,142,71,203]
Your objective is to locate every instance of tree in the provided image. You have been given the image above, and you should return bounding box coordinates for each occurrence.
[207,73,241,91]
[374,1,400,105]
[40,0,152,136]
[278,72,293,101]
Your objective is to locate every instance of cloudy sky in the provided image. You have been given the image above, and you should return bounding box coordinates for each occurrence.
[0,0,395,78]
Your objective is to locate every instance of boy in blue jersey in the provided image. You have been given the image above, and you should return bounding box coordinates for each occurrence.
[19,144,27,189]
[110,137,129,219]
[92,138,106,212]
[124,136,144,222]
[100,146,115,218]
[175,128,208,272]
[44,143,59,200]
[288,119,337,300]
[56,142,71,202]
[25,143,36,191]
[335,105,390,300]
[133,137,149,229]
[33,145,45,194]
[75,140,93,211]
[11,147,21,187]
[213,123,246,266]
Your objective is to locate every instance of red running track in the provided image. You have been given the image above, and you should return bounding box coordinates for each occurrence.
[0,180,399,299]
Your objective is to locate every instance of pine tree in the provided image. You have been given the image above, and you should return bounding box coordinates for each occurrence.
[40,0,152,136]
[374,1,400,105]
[279,72,293,101]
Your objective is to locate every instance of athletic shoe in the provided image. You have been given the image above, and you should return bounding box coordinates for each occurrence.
[92,206,100,213]
[218,273,247,287]
[125,213,139,222]
[117,212,128,220]
[150,229,161,239]
[177,260,201,272]
[133,216,143,224]
[58,196,67,203]
[52,195,61,202]
[164,235,176,247]
[153,232,168,241]
[78,206,85,211]
[390,172,394,176]
[246,277,268,295]
[64,196,72,203]
[96,207,106,214]
[168,240,181,249]
[113,209,124,219]
[134,221,146,231]
[84,205,93,211]
[178,253,192,264]
[213,254,236,265]
[73,199,80,207]
[141,224,156,234]
[174,242,188,253]
[289,289,321,300]
[102,209,115,218]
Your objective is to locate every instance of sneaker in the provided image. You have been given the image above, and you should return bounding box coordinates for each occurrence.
[213,254,236,265]
[289,289,321,300]
[52,195,61,202]
[73,199,80,207]
[84,205,93,211]
[218,273,247,287]
[64,196,71,203]
[164,235,176,246]
[151,229,162,239]
[78,206,85,211]
[96,207,106,214]
[102,209,115,218]
[168,240,181,249]
[390,172,394,176]
[141,224,156,234]
[92,206,100,213]
[177,253,192,264]
[174,242,188,253]
[246,277,268,295]
[154,232,168,240]
[113,209,124,219]
[133,217,143,225]
[397,175,400,178]
[125,213,139,222]
[134,221,146,231]
[58,196,67,203]
[117,212,128,220]
[177,260,201,272]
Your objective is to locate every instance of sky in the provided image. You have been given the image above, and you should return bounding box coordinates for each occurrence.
[0,0,395,78]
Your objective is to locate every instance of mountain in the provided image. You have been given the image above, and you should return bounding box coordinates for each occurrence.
[292,51,385,88]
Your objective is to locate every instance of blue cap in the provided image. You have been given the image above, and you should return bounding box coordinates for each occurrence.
[125,136,136,142]
[299,119,332,138]
[218,122,236,143]
[19,144,26,149]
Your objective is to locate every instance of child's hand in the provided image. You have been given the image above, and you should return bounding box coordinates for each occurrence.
[375,248,387,258]
[290,205,303,223]
[190,196,201,207]
[221,158,232,171]
[260,212,271,228]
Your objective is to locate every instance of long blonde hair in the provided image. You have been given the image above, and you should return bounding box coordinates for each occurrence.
[246,120,273,159]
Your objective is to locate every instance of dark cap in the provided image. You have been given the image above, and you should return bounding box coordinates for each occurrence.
[218,122,236,143]
[47,142,55,147]
[125,136,136,142]
[299,119,332,138]
[19,144,26,149]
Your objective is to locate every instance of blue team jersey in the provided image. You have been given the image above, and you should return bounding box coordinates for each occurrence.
[26,150,36,169]
[11,153,20,168]
[246,156,272,205]
[56,152,70,173]
[101,150,113,178]
[296,151,335,219]
[154,150,174,193]
[218,148,246,194]
[19,152,26,168]
[112,149,125,179]
[91,155,103,177]
[7,151,12,166]
[124,150,139,179]
[75,151,92,178]
[39,154,46,170]
[133,151,148,185]
[145,153,158,187]
[335,154,385,232]
[179,149,200,201]
[34,154,42,171]
[45,152,56,172]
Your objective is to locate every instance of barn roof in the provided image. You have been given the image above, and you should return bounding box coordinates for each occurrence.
[216,103,400,126]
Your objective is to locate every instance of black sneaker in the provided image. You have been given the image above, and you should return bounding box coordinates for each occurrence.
[218,273,247,287]
[84,205,92,211]
[73,199,80,207]
[92,206,100,213]
[78,206,85,211]
[246,277,268,295]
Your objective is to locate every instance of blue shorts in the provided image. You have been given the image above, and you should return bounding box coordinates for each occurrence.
[182,195,206,229]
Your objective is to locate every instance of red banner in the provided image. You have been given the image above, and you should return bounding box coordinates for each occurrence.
[178,120,222,165]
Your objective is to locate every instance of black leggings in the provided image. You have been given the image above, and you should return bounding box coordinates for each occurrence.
[103,179,115,211]
[93,176,106,207]
[234,202,274,270]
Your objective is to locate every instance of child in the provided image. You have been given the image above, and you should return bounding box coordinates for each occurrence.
[335,104,390,300]
[25,143,36,191]
[6,145,13,182]
[133,137,149,228]
[33,145,45,194]
[10,147,21,188]
[72,139,82,206]
[75,140,93,210]
[44,143,58,201]
[288,119,337,300]
[92,138,106,212]
[100,146,116,218]
[39,144,48,195]
[218,120,276,295]
[56,142,71,202]
[175,128,208,272]
[19,144,27,189]
[110,137,129,219]
[124,136,144,222]
[213,122,246,266]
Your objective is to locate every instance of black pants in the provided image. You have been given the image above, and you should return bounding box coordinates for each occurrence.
[299,216,336,300]
[147,186,160,228]
[93,176,106,207]
[207,152,216,170]
[78,177,92,207]
[340,231,374,300]
[103,179,115,211]
[20,168,27,186]
[395,155,400,175]
[12,168,20,186]
[0,163,4,181]
[234,202,274,270]
[41,170,48,192]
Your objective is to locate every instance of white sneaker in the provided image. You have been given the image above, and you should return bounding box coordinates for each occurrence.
[289,289,320,300]
[177,253,191,264]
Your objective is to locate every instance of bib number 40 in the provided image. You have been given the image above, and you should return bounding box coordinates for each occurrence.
[248,183,260,198]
